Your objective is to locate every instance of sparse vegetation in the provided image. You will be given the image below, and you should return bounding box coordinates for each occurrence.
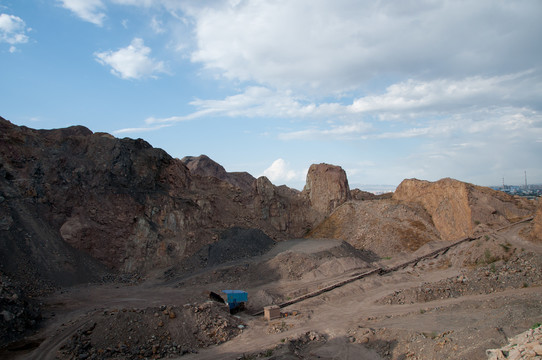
[532,323,542,329]
[262,349,274,357]
[484,249,498,264]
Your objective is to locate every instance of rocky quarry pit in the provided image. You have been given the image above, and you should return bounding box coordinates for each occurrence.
[0,116,541,360]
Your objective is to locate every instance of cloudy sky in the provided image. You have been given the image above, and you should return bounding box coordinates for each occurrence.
[1,1,541,190]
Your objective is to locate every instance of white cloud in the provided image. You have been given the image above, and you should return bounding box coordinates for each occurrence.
[111,0,156,6]
[279,122,372,141]
[349,72,537,116]
[58,0,106,26]
[150,16,165,33]
[113,123,172,134]
[143,86,344,125]
[0,13,29,47]
[263,159,299,183]
[187,1,542,95]
[94,38,166,79]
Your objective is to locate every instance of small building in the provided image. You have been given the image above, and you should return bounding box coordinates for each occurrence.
[264,305,281,321]
[221,290,248,313]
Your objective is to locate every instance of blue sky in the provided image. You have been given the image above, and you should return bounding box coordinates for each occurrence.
[1,0,541,191]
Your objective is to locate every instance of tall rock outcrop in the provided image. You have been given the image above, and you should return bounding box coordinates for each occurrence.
[302,163,351,215]
[393,178,536,241]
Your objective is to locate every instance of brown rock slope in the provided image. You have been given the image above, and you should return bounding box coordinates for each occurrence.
[307,199,441,257]
[0,117,331,287]
[393,178,536,241]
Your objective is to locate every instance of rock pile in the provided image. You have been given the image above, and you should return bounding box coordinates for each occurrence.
[0,273,41,348]
[487,325,542,359]
[58,302,243,359]
[377,252,542,305]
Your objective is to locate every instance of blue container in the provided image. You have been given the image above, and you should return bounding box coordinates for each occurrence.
[222,290,248,310]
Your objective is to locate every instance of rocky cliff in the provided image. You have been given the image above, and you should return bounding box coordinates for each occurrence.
[0,117,336,288]
[393,178,536,241]
[1,117,538,290]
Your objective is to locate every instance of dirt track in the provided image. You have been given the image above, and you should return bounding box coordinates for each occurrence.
[4,222,542,360]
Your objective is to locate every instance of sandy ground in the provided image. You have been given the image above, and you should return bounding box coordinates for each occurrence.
[3,223,542,360]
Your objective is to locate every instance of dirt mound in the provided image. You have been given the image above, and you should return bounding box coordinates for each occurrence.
[264,240,374,281]
[0,196,111,294]
[530,199,542,242]
[307,199,441,257]
[164,227,275,279]
[393,178,536,241]
[206,227,276,267]
[58,302,243,359]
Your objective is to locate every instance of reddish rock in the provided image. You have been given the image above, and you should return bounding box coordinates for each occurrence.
[302,163,351,215]
[0,117,324,283]
[393,178,536,241]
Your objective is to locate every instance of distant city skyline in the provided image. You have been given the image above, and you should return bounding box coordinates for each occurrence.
[1,1,541,190]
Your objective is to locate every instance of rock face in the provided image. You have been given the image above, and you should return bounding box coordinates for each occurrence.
[393,178,536,241]
[181,155,255,192]
[0,117,324,287]
[302,163,351,215]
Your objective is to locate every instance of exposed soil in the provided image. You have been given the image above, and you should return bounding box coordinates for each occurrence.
[1,220,540,360]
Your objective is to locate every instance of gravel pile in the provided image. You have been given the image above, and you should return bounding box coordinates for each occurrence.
[58,301,244,359]
[0,273,41,348]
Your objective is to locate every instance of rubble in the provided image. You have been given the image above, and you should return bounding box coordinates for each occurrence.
[487,325,542,359]
[58,302,243,359]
